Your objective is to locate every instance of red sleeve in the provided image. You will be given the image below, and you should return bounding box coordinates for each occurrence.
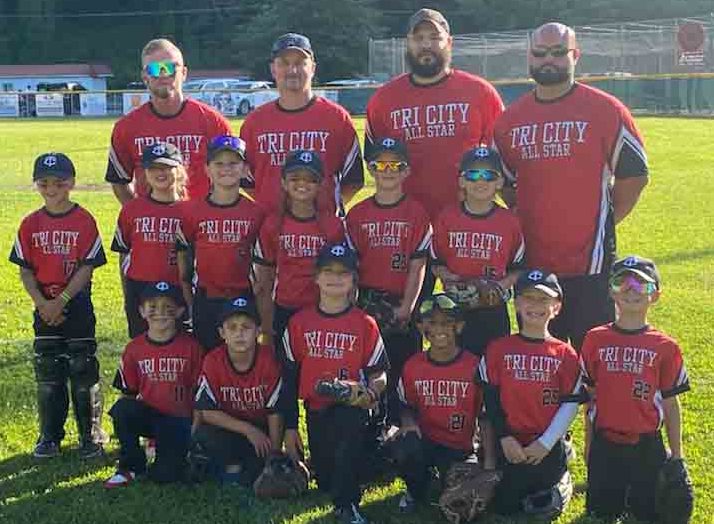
[409,206,433,259]
[345,210,364,255]
[659,341,690,398]
[78,214,106,268]
[362,316,387,371]
[106,120,135,184]
[190,341,204,387]
[610,101,648,178]
[493,115,517,186]
[111,205,132,253]
[480,81,505,145]
[238,117,256,187]
[254,215,278,266]
[558,345,582,399]
[282,315,305,365]
[483,344,501,387]
[175,204,195,251]
[9,217,34,269]
[430,213,447,264]
[323,214,346,244]
[336,108,363,188]
[118,345,139,394]
[509,215,525,268]
[580,333,598,386]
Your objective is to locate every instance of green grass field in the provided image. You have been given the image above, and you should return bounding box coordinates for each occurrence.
[0,117,712,524]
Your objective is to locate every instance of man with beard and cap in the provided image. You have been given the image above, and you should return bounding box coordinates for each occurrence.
[240,33,364,216]
[494,23,649,351]
[106,39,232,203]
[366,8,504,300]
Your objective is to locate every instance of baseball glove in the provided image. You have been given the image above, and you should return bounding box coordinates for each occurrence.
[358,289,403,335]
[438,462,502,523]
[655,458,694,524]
[314,378,377,409]
[253,453,309,499]
[444,279,508,309]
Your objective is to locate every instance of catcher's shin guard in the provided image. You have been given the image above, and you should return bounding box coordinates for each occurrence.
[67,340,104,444]
[33,340,70,443]
[522,470,573,518]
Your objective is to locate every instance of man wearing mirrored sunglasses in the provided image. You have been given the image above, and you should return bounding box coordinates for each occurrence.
[106,38,232,204]
[494,22,649,350]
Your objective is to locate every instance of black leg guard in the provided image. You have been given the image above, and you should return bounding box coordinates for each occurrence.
[33,340,69,443]
[67,340,104,444]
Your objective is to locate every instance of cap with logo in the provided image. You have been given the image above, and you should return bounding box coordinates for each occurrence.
[271,33,314,59]
[139,281,184,305]
[316,242,359,273]
[515,269,563,299]
[282,150,324,181]
[208,135,247,162]
[141,143,184,168]
[33,153,76,181]
[218,295,261,325]
[366,137,409,162]
[612,255,661,288]
[459,145,502,173]
[407,8,450,35]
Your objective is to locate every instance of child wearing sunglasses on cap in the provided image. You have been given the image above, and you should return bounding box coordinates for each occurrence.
[176,135,264,351]
[391,293,495,513]
[581,256,691,522]
[431,146,525,356]
[111,143,187,338]
[480,270,582,518]
[346,137,432,424]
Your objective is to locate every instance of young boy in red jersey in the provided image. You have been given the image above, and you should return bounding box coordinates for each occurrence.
[432,146,524,356]
[177,135,264,351]
[253,150,344,347]
[582,256,691,522]
[392,293,494,512]
[104,282,202,487]
[281,243,387,524]
[10,153,107,459]
[190,295,284,485]
[346,137,431,422]
[112,143,186,338]
[480,270,582,518]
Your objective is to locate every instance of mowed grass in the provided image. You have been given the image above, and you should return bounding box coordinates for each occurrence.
[0,117,712,524]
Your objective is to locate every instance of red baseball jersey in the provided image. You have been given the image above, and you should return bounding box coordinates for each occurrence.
[494,83,648,276]
[105,99,232,200]
[253,212,344,309]
[114,332,203,418]
[194,344,282,425]
[366,70,504,219]
[346,195,432,296]
[111,196,182,285]
[283,306,387,411]
[9,204,106,298]
[581,324,690,442]
[239,97,363,214]
[431,204,524,280]
[398,350,483,452]
[480,335,582,445]
[176,197,264,298]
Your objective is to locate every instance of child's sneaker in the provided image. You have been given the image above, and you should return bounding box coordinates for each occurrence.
[335,503,369,524]
[78,440,104,459]
[33,440,60,459]
[398,491,416,513]
[103,470,136,489]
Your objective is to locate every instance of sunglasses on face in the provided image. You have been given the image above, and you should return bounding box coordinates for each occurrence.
[419,294,459,316]
[368,160,408,173]
[530,46,573,58]
[461,169,500,182]
[610,274,657,295]
[144,61,179,78]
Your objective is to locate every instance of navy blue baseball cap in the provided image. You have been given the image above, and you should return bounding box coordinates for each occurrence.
[366,137,409,162]
[142,143,184,168]
[515,269,563,299]
[282,150,324,181]
[33,152,76,181]
[218,296,261,325]
[139,281,184,305]
[612,255,661,288]
[271,33,314,59]
[316,242,359,273]
[459,145,502,173]
[207,135,247,162]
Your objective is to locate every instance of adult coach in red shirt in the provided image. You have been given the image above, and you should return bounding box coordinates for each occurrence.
[240,33,364,215]
[106,38,232,203]
[366,8,504,220]
[494,23,649,350]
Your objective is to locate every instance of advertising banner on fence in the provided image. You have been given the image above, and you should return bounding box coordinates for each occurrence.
[122,92,150,114]
[0,94,19,117]
[35,93,65,117]
[80,93,107,116]
[677,22,706,67]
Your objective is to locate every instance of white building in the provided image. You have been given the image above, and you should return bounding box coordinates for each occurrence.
[0,64,112,91]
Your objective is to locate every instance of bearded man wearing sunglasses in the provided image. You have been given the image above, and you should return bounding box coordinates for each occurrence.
[493,23,649,350]
[106,38,232,204]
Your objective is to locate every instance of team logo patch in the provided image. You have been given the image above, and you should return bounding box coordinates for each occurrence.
[330,245,346,256]
[233,298,248,307]
[474,147,490,159]
[623,257,639,267]
[527,270,544,281]
[156,282,170,291]
[381,138,396,148]
[43,155,57,167]
[152,144,166,156]
[299,151,313,163]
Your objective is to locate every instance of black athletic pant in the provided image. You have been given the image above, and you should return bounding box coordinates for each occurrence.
[191,423,265,484]
[587,431,667,521]
[306,405,369,508]
[459,303,510,356]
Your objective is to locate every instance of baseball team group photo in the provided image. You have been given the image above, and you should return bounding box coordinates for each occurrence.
[0,3,711,524]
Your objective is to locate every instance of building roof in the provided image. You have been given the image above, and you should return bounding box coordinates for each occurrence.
[0,64,113,78]
[189,69,250,80]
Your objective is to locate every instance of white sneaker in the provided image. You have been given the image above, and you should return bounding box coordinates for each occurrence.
[103,470,136,489]
[398,491,416,513]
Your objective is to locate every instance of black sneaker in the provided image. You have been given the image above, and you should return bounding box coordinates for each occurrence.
[335,504,369,524]
[78,440,104,459]
[33,440,60,459]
